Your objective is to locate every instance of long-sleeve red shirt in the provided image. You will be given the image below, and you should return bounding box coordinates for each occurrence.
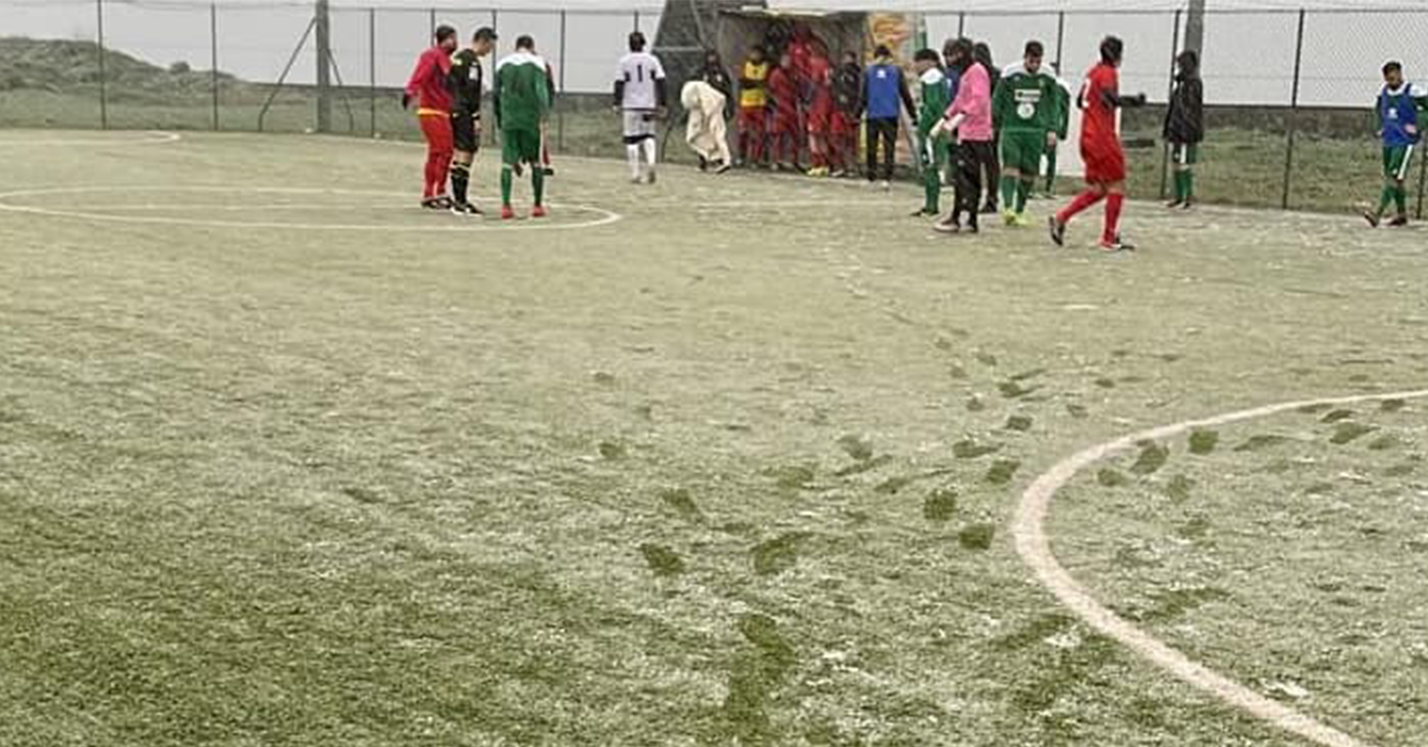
[405,46,454,114]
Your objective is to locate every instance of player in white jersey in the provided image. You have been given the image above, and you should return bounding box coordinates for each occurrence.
[614,31,668,184]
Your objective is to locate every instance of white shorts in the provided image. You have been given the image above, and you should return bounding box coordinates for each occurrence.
[623,110,657,143]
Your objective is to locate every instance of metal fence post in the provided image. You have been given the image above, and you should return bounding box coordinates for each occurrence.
[634,10,641,33]
[369,7,377,137]
[211,2,220,130]
[558,10,568,152]
[957,12,966,38]
[489,10,499,148]
[96,0,108,129]
[1054,12,1065,72]
[1159,9,1183,201]
[1282,9,1306,210]
[1418,136,1428,219]
[429,8,435,37]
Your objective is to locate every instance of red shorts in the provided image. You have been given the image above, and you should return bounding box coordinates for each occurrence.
[419,112,454,155]
[738,106,766,132]
[807,97,833,134]
[771,109,800,135]
[830,110,855,136]
[1081,138,1126,183]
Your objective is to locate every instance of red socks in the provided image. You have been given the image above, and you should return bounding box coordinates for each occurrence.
[1103,193,1125,244]
[1057,188,1105,224]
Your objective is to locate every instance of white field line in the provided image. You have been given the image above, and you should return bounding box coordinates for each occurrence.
[0,131,181,147]
[1013,388,1428,747]
[0,185,621,232]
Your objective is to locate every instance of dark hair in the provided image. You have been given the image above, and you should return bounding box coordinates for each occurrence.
[473,27,497,43]
[973,41,993,66]
[874,44,892,58]
[629,31,647,52]
[434,25,457,44]
[516,35,535,51]
[948,38,973,63]
[1100,36,1124,64]
[1024,41,1044,58]
[1384,60,1404,75]
[913,48,941,65]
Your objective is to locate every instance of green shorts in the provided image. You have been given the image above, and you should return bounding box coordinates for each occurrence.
[1383,144,1416,181]
[1000,130,1045,175]
[1171,142,1199,166]
[501,128,541,167]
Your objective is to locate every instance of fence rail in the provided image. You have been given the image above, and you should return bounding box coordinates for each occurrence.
[1,1,1426,214]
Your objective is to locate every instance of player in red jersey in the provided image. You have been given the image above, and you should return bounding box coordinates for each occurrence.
[404,25,459,209]
[805,48,835,176]
[1049,36,1147,252]
[766,53,801,171]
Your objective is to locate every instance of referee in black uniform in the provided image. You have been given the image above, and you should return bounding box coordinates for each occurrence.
[448,27,497,215]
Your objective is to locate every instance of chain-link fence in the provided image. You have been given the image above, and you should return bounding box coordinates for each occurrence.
[1,1,1425,214]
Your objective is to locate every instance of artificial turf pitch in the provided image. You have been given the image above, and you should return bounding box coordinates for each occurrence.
[1,129,1427,747]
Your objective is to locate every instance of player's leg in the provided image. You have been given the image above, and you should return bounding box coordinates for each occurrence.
[981,134,1001,213]
[1391,144,1414,225]
[999,135,1021,223]
[418,113,446,205]
[525,130,547,217]
[879,121,896,185]
[622,111,643,183]
[865,120,879,182]
[432,116,455,205]
[449,113,481,214]
[500,128,519,220]
[1014,135,1039,220]
[1043,142,1058,196]
[1100,178,1130,250]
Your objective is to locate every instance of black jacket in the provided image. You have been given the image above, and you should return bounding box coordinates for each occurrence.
[1165,67,1204,144]
[833,63,863,117]
[703,63,734,118]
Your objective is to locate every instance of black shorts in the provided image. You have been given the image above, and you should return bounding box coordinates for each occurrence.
[451,112,479,153]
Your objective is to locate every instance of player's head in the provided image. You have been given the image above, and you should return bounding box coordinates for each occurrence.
[1023,40,1044,74]
[842,50,859,67]
[749,44,765,63]
[1100,36,1125,67]
[704,48,721,67]
[1384,60,1404,87]
[434,25,458,52]
[874,44,892,61]
[628,31,647,53]
[1175,49,1198,78]
[912,48,941,75]
[946,38,973,68]
[471,27,497,56]
[515,35,535,52]
[973,42,993,68]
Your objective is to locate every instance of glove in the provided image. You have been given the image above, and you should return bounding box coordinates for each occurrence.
[401,93,413,110]
[1128,93,1148,107]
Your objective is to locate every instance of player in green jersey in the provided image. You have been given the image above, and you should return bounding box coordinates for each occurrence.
[494,35,553,220]
[991,40,1063,226]
[912,49,953,217]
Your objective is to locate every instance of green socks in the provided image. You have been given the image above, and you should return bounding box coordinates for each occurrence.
[924,171,940,213]
[1394,183,1407,215]
[1172,169,1195,202]
[1017,179,1032,213]
[500,166,514,207]
[1044,149,1057,192]
[1000,176,1018,212]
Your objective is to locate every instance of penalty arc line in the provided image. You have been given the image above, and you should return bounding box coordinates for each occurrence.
[1013,388,1428,747]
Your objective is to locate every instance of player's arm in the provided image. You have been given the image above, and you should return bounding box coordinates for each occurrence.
[1101,84,1147,109]
[899,75,916,120]
[403,52,433,109]
[654,59,669,114]
[493,68,504,129]
[991,77,1009,131]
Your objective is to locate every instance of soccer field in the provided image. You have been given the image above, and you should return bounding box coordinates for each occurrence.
[3,129,1428,747]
